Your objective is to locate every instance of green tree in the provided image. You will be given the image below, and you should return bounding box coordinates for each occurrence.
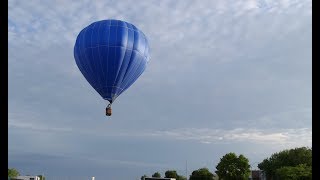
[37,175,46,180]
[275,164,312,180]
[164,170,186,180]
[165,170,178,178]
[152,172,161,178]
[141,174,148,180]
[258,147,312,180]
[189,167,214,180]
[177,175,187,180]
[215,152,251,180]
[8,168,20,178]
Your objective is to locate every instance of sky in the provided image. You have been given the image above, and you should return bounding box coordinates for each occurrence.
[8,0,312,179]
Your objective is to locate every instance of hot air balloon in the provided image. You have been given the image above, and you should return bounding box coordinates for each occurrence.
[74,19,150,116]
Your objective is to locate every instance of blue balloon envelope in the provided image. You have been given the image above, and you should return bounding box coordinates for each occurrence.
[74,19,150,105]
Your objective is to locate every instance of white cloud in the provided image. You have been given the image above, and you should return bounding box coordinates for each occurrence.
[82,156,169,168]
[9,120,73,132]
[8,0,312,139]
[61,126,311,147]
[8,112,73,132]
[140,127,311,147]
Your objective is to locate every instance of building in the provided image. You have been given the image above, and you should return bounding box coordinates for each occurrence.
[248,170,266,180]
[10,176,40,180]
[144,178,176,180]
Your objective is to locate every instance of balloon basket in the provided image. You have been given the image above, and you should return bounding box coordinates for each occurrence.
[106,104,112,116]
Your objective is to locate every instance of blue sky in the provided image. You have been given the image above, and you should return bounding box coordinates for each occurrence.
[9,0,312,179]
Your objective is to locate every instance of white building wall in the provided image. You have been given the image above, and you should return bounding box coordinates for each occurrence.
[15,176,40,180]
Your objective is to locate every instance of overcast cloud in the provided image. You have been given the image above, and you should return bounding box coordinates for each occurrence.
[9,0,311,179]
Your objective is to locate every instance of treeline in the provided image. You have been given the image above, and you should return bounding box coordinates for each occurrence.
[258,146,312,179]
[141,146,312,180]
[141,170,187,180]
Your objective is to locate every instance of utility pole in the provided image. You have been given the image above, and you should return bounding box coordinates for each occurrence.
[186,160,188,180]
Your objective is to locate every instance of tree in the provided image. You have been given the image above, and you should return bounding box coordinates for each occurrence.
[189,167,214,180]
[215,152,251,180]
[165,170,186,180]
[8,168,20,178]
[275,164,311,180]
[141,174,148,180]
[37,175,46,180]
[177,175,187,180]
[165,170,178,178]
[258,147,312,180]
[152,172,161,178]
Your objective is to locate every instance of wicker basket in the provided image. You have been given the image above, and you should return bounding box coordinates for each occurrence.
[106,107,112,116]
